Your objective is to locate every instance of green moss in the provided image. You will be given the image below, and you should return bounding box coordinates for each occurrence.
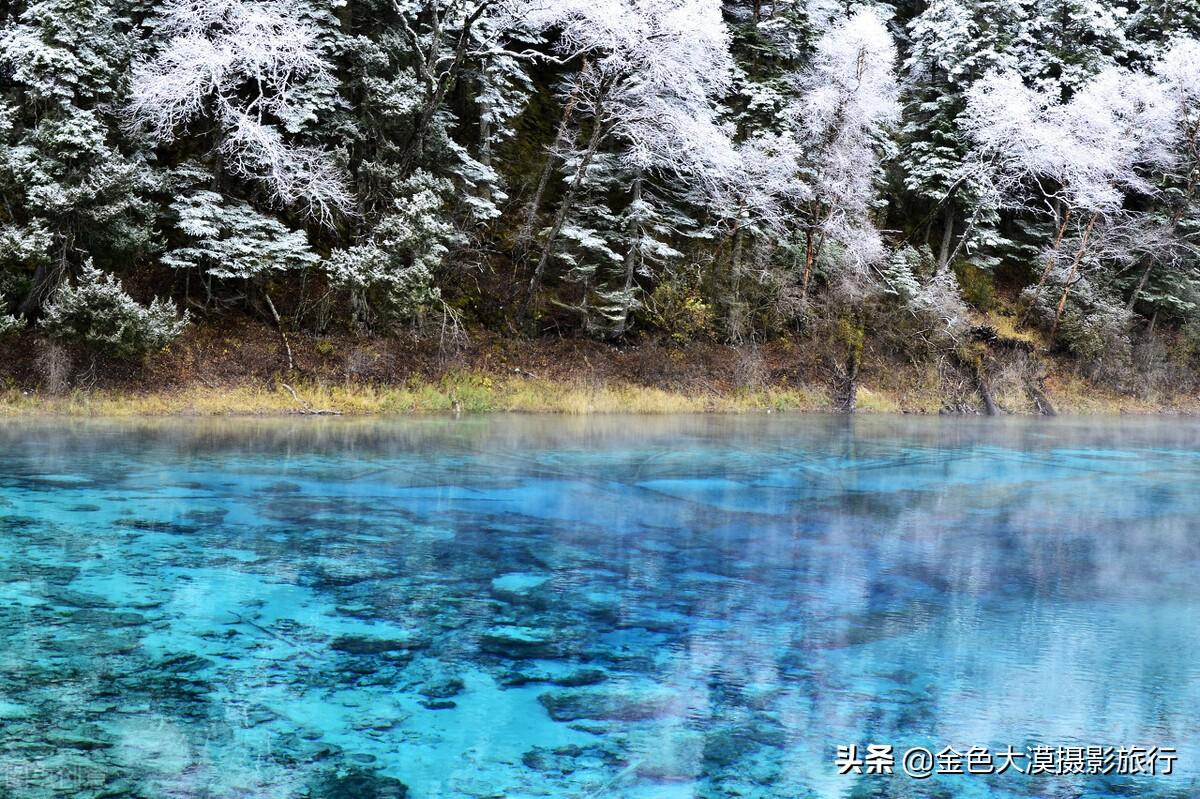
[953,262,995,311]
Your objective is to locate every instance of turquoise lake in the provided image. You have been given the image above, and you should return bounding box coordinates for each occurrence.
[1,415,1198,799]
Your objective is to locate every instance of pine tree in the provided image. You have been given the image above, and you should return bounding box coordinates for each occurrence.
[0,0,155,319]
[898,0,1028,270]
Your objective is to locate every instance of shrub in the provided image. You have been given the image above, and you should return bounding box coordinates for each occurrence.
[872,246,969,356]
[1020,270,1134,385]
[952,262,995,311]
[0,308,20,336]
[645,265,716,342]
[34,341,72,395]
[40,264,188,356]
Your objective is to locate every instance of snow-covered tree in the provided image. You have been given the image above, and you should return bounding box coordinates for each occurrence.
[1025,0,1128,96]
[127,0,352,222]
[964,62,1178,331]
[1122,37,1200,319]
[789,9,900,296]
[40,263,188,355]
[516,0,740,331]
[0,0,156,319]
[325,171,458,328]
[898,0,1031,271]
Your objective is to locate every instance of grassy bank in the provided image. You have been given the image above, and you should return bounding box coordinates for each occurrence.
[0,374,830,417]
[2,317,1197,417]
[0,370,1194,417]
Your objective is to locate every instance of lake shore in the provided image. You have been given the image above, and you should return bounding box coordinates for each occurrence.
[2,320,1197,418]
[2,372,1197,417]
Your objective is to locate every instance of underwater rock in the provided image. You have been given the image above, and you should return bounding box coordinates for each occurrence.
[308,767,408,799]
[478,625,562,659]
[68,609,147,628]
[330,633,428,655]
[155,653,213,674]
[634,731,706,782]
[46,728,113,751]
[700,721,785,771]
[538,687,681,722]
[490,572,551,602]
[314,561,398,587]
[419,677,465,699]
[499,667,608,688]
[0,515,41,533]
[16,564,80,586]
[702,727,757,768]
[44,588,115,608]
[114,518,201,534]
[419,699,457,710]
[85,631,142,657]
[271,734,344,766]
[183,508,228,524]
[521,743,624,776]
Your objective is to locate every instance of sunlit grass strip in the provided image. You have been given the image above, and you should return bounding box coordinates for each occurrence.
[0,374,830,417]
[1,372,1192,417]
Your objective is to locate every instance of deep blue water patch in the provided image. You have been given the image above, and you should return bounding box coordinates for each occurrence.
[0,415,1198,798]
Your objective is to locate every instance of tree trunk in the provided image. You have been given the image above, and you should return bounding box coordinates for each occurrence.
[975,371,998,416]
[520,89,608,327]
[842,348,859,414]
[1126,258,1154,314]
[518,66,586,248]
[1018,208,1072,325]
[614,173,643,337]
[1049,213,1097,340]
[936,211,954,272]
[800,230,815,299]
[478,79,493,206]
[19,233,71,320]
[1027,380,1057,416]
[728,224,746,341]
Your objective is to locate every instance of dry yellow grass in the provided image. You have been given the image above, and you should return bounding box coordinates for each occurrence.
[979,308,1044,347]
[0,368,1193,418]
[1042,372,1200,415]
[0,374,833,417]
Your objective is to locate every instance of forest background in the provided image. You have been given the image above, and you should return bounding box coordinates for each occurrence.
[2,0,1200,415]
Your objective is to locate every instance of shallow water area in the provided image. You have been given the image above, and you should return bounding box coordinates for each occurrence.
[0,414,1198,799]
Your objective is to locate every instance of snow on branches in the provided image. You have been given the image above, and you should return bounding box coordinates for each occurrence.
[127,0,351,224]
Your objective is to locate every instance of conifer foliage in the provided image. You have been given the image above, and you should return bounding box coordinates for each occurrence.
[0,0,1197,378]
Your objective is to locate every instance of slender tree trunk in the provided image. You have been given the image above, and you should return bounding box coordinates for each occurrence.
[400,1,491,178]
[19,232,71,320]
[518,65,587,248]
[1126,258,1154,314]
[1050,213,1097,340]
[842,345,860,414]
[936,211,954,272]
[800,230,815,299]
[520,89,608,326]
[614,173,643,337]
[1018,208,1072,325]
[728,224,746,341]
[477,73,494,207]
